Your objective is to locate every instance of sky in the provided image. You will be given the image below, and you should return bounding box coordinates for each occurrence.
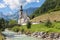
[0,0,45,16]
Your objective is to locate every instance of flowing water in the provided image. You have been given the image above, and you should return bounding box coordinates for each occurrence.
[2,29,42,40]
[6,35,42,40]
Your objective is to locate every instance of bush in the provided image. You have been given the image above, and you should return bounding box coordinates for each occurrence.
[27,21,32,29]
[30,15,35,19]
[8,20,17,28]
[12,26,20,32]
[45,19,52,28]
[21,28,24,34]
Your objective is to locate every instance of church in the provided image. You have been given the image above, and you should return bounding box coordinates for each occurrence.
[18,5,30,25]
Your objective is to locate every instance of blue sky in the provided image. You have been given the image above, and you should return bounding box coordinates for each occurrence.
[0,0,45,15]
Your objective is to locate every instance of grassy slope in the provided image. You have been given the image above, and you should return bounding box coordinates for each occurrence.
[31,11,60,22]
[22,23,60,33]
[12,22,60,33]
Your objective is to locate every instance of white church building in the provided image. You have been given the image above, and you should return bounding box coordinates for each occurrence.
[18,5,30,25]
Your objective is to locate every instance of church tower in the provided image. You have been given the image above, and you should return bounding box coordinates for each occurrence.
[18,5,23,25]
[18,5,30,25]
[20,5,23,18]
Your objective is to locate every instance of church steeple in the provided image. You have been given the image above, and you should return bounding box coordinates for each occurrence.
[20,5,23,17]
[20,5,23,11]
[18,5,30,25]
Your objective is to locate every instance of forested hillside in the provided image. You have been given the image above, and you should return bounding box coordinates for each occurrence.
[30,0,60,18]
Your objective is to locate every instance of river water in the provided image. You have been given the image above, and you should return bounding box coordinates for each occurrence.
[2,29,42,40]
[6,35,42,40]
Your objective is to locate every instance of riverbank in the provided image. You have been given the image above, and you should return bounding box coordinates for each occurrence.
[2,29,60,40]
[0,33,5,40]
[30,32,60,40]
[7,22,60,40]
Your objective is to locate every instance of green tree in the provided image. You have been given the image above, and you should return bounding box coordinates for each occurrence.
[45,19,52,28]
[30,0,60,17]
[27,21,32,29]
[0,18,7,31]
[8,20,17,28]
[30,15,35,19]
[9,20,17,25]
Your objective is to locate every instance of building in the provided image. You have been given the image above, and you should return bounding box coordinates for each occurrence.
[18,5,30,25]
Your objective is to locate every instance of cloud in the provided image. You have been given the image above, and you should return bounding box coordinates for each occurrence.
[0,3,6,8]
[26,0,40,3]
[3,0,20,10]
[3,0,40,10]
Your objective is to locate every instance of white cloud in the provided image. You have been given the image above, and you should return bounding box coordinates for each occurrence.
[0,3,6,8]
[3,0,40,10]
[3,0,20,10]
[26,0,40,3]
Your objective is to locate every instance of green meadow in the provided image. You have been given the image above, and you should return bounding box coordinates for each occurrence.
[11,22,60,33]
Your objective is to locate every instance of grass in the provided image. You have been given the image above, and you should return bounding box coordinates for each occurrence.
[0,34,4,40]
[0,35,2,40]
[11,22,60,33]
[31,11,60,22]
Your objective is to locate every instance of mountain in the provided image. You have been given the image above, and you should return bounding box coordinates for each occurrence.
[0,7,37,20]
[23,7,38,15]
[31,0,60,17]
[0,12,19,21]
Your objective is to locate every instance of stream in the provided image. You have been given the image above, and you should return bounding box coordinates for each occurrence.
[2,29,42,40]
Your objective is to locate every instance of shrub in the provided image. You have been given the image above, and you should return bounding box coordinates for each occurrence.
[45,19,52,28]
[21,28,24,34]
[12,26,20,32]
[8,20,17,28]
[27,21,32,29]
